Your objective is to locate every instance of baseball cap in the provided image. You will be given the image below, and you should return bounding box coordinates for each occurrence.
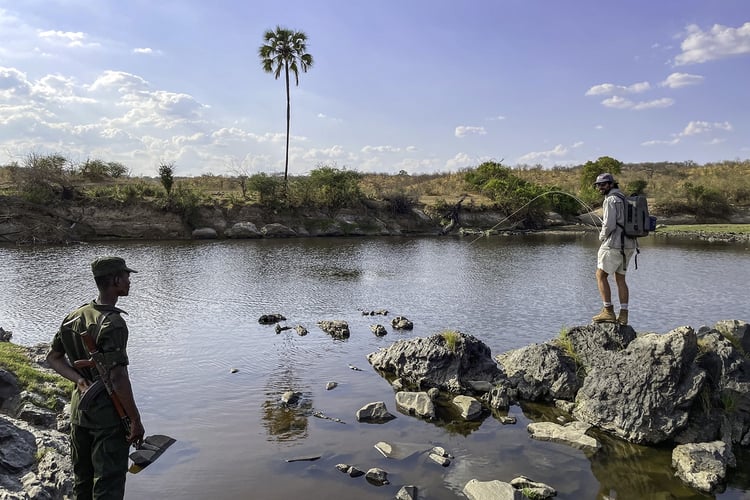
[91,256,138,277]
[593,173,615,186]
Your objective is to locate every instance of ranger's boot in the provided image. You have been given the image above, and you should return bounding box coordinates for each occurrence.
[617,309,629,326]
[592,306,616,323]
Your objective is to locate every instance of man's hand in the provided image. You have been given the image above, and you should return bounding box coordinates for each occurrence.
[76,377,91,394]
[128,419,145,448]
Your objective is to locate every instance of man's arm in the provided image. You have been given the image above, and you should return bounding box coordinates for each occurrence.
[599,197,617,241]
[110,364,145,446]
[46,350,90,394]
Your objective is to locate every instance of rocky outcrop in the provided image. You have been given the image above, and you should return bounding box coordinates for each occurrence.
[367,332,503,393]
[573,326,706,444]
[495,342,580,402]
[672,441,736,493]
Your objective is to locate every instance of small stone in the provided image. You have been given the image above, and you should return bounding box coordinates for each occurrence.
[326,381,338,390]
[347,466,364,477]
[230,368,238,373]
[348,364,363,371]
[294,325,308,336]
[365,467,389,486]
[430,446,453,458]
[499,416,517,425]
[336,463,350,473]
[396,485,418,500]
[281,391,301,405]
[428,452,451,467]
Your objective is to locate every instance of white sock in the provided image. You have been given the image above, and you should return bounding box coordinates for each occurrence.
[603,302,612,308]
[620,304,628,311]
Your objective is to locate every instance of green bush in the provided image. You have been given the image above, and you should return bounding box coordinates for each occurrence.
[158,162,175,195]
[307,165,362,212]
[683,182,732,219]
[248,173,284,207]
[624,179,648,196]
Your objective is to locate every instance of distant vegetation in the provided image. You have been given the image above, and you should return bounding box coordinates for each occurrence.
[1,153,748,225]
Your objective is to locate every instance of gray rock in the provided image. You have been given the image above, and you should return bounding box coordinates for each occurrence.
[496,342,580,402]
[452,395,483,420]
[573,327,706,444]
[428,453,450,466]
[483,383,510,410]
[373,441,426,460]
[258,314,286,325]
[225,221,262,238]
[294,325,308,336]
[365,467,389,486]
[368,332,503,394]
[281,391,302,405]
[391,378,405,391]
[395,391,435,419]
[0,368,20,408]
[370,324,387,337]
[498,416,517,425]
[466,380,493,393]
[509,476,556,499]
[672,441,736,493]
[261,223,297,237]
[714,319,750,354]
[555,399,576,413]
[191,227,218,239]
[0,327,12,342]
[15,402,57,428]
[325,381,337,391]
[356,402,396,423]
[391,316,414,330]
[527,420,600,452]
[318,320,350,339]
[463,479,522,500]
[430,446,453,458]
[395,485,418,500]
[427,387,440,400]
[0,416,37,473]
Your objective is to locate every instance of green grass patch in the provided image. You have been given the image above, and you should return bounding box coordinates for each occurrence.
[0,343,73,408]
[440,330,461,352]
[657,224,750,234]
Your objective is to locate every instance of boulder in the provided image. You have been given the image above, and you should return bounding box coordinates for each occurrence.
[225,222,262,239]
[463,479,522,500]
[370,324,387,337]
[261,223,296,237]
[672,441,736,493]
[0,368,20,409]
[496,342,580,402]
[527,420,600,453]
[364,467,389,486]
[395,391,435,419]
[367,332,503,394]
[573,326,706,444]
[258,314,286,325]
[714,319,750,354]
[391,316,414,330]
[318,320,350,340]
[356,402,395,423]
[191,227,218,239]
[452,395,482,420]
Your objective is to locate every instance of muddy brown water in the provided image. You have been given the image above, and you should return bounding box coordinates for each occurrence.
[1,234,748,499]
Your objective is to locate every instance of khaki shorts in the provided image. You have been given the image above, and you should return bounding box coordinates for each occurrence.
[598,247,635,275]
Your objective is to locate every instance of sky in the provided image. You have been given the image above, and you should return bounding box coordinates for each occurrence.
[0,0,748,177]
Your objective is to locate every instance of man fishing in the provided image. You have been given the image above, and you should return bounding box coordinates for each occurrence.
[592,173,636,326]
[46,256,144,500]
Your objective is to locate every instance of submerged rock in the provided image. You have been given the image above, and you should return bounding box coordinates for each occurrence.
[258,314,286,325]
[318,320,350,339]
[526,420,600,453]
[391,316,414,330]
[395,391,435,419]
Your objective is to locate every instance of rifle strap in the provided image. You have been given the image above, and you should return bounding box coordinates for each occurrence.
[93,311,112,346]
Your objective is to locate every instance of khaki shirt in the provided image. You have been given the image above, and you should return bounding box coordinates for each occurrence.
[51,301,130,428]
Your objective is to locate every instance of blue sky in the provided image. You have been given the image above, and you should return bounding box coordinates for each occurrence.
[0,0,748,177]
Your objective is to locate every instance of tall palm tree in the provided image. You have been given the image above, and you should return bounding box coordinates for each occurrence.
[259,26,314,187]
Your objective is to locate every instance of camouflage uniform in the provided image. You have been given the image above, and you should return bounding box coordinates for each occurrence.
[51,301,131,500]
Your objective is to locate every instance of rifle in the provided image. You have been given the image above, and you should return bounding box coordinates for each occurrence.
[71,313,175,471]
[72,314,132,436]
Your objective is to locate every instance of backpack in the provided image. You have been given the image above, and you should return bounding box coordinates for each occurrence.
[612,192,657,237]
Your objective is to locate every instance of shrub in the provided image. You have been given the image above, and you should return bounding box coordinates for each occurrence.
[158,162,175,195]
[624,179,648,196]
[248,173,284,207]
[307,165,363,212]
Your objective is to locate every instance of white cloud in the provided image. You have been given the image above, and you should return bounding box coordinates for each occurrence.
[302,144,347,160]
[642,120,733,146]
[632,98,674,110]
[660,72,704,88]
[361,145,401,153]
[681,120,732,136]
[517,141,583,164]
[585,81,650,96]
[455,126,486,137]
[675,22,750,65]
[601,96,674,110]
[88,70,149,93]
[0,66,32,98]
[487,115,506,121]
[595,124,604,130]
[38,30,100,48]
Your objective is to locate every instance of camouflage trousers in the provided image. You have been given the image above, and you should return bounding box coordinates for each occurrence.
[70,424,129,500]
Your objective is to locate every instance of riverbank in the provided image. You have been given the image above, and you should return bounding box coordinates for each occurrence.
[2,194,749,246]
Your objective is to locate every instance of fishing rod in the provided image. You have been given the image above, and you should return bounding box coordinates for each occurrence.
[465,190,603,245]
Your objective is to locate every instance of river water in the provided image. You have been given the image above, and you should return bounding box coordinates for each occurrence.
[1,234,748,499]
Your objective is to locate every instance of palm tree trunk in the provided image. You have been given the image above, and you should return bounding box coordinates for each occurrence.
[284,62,291,189]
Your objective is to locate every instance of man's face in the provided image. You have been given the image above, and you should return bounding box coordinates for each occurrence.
[595,182,612,195]
[114,272,131,296]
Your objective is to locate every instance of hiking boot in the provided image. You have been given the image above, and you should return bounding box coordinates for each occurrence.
[617,310,629,326]
[592,306,616,323]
